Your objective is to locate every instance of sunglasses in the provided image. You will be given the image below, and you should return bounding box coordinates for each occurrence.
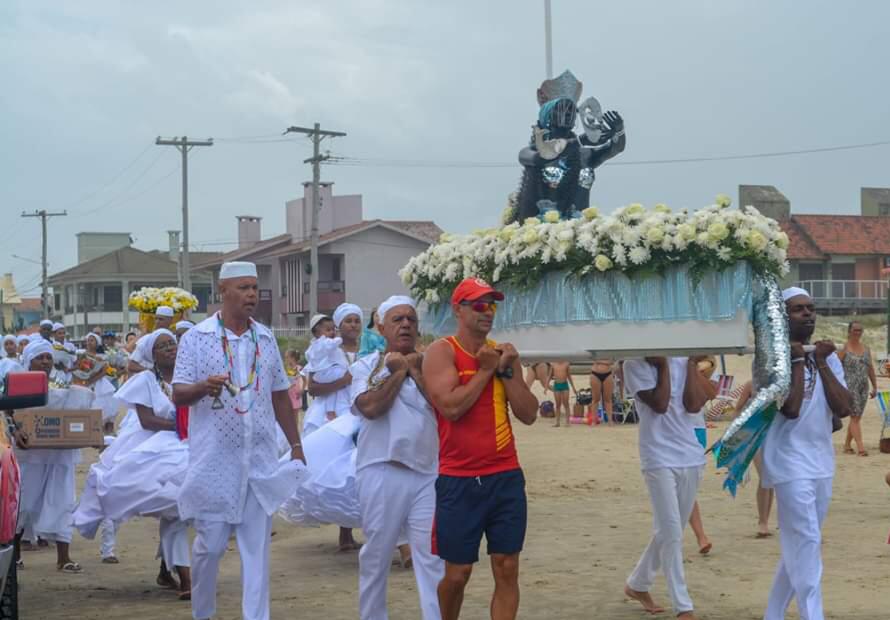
[460,300,498,313]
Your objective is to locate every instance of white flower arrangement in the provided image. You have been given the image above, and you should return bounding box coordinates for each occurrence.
[128,286,199,313]
[400,197,790,304]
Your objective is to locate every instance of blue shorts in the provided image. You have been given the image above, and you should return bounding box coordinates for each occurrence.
[433,468,527,564]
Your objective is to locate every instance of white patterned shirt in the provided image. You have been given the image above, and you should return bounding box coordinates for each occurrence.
[173,312,294,523]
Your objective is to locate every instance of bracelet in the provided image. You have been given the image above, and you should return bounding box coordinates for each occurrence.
[791,357,806,364]
[291,441,302,449]
[817,364,829,370]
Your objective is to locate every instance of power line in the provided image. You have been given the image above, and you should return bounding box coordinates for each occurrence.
[65,143,154,211]
[326,138,890,169]
[20,210,67,319]
[75,150,168,217]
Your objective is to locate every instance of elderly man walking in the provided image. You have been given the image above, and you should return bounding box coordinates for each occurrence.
[172,261,305,620]
[351,295,444,619]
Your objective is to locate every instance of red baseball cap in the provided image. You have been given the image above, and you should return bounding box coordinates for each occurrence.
[450,277,505,305]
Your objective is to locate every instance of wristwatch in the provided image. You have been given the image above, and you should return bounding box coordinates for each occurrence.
[496,367,514,380]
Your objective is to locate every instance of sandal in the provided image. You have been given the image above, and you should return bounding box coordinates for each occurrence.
[177,590,191,601]
[58,561,83,573]
[858,450,869,457]
[157,574,179,589]
[101,556,120,564]
[843,447,855,454]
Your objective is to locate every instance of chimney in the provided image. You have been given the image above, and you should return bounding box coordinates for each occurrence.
[237,216,262,249]
[738,185,790,221]
[167,231,181,261]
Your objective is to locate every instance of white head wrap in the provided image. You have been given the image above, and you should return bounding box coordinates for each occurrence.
[155,305,175,318]
[219,261,257,280]
[52,322,65,332]
[84,332,101,347]
[39,319,53,328]
[22,339,53,370]
[131,328,176,367]
[2,335,15,346]
[333,303,363,328]
[16,335,31,346]
[377,295,416,322]
[175,320,195,331]
[782,287,810,302]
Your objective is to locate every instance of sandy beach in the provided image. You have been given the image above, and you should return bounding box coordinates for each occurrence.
[20,358,890,619]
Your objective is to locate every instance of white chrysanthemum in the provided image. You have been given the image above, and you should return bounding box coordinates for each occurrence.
[717,247,732,261]
[629,246,650,265]
[543,210,560,223]
[582,206,600,220]
[715,194,732,207]
[646,226,665,245]
[775,231,789,249]
[677,223,696,241]
[707,222,729,242]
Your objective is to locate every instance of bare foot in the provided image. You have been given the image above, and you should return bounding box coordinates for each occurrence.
[624,585,665,614]
[677,612,698,620]
[698,541,712,555]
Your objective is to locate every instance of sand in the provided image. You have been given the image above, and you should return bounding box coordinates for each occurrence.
[20,359,890,619]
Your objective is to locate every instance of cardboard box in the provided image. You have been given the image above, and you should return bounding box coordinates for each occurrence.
[15,409,104,449]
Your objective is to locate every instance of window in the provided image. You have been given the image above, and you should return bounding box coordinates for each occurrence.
[92,287,100,307]
[798,263,824,281]
[880,203,890,216]
[103,285,122,311]
[332,258,341,282]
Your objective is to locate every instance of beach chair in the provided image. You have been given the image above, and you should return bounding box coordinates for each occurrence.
[877,391,890,454]
[705,376,743,422]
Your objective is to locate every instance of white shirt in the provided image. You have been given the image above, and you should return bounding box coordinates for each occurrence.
[624,357,706,471]
[173,312,294,523]
[303,346,357,430]
[761,353,845,488]
[350,351,439,475]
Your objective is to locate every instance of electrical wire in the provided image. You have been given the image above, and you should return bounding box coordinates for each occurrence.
[326,138,890,169]
[65,143,154,211]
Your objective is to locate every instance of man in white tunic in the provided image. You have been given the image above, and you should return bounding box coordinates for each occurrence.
[172,261,305,620]
[351,295,443,620]
[622,356,713,620]
[761,288,852,620]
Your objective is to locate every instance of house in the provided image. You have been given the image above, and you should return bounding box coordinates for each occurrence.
[47,233,219,338]
[192,183,442,328]
[0,273,23,333]
[741,185,890,313]
[13,297,43,333]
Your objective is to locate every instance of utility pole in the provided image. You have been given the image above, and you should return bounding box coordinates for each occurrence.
[282,123,346,318]
[155,136,213,291]
[544,0,553,78]
[21,209,67,319]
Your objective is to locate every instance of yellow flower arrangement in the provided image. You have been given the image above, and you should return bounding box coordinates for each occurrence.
[128,286,199,313]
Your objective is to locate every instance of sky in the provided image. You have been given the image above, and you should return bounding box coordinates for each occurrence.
[2,0,889,298]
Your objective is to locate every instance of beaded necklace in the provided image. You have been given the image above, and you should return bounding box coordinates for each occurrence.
[217,313,261,414]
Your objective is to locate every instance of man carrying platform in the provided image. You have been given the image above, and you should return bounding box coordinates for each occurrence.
[424,277,538,620]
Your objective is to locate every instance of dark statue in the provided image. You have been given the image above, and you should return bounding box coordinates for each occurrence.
[506,70,626,223]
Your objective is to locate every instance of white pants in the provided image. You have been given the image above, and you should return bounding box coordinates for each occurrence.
[764,477,832,620]
[191,488,271,620]
[158,518,191,568]
[627,465,703,614]
[357,462,443,620]
[100,519,117,559]
[18,463,75,543]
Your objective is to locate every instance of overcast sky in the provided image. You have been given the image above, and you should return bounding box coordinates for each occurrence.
[2,0,888,297]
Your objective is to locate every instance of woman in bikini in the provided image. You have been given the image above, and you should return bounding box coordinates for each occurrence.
[589,360,615,425]
[525,362,552,395]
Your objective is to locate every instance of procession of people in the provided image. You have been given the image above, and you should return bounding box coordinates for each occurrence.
[0,261,878,620]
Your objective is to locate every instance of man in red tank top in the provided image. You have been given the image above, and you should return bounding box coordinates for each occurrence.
[424,277,538,620]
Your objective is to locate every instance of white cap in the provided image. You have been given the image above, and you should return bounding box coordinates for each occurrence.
[219,261,258,280]
[377,295,416,322]
[309,314,330,331]
[175,320,195,331]
[155,306,175,317]
[782,287,810,302]
[39,319,53,328]
[52,322,65,331]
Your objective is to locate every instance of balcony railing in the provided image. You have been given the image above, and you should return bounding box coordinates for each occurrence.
[795,280,888,312]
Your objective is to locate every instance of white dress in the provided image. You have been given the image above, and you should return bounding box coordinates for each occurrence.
[73,372,189,538]
[17,385,93,543]
[279,413,362,529]
[303,346,356,435]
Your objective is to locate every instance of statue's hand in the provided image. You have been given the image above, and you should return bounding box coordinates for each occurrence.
[603,111,624,135]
